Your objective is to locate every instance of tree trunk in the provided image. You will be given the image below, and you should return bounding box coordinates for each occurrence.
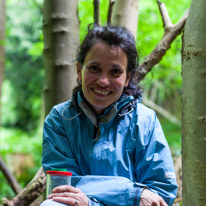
[111,0,139,38]
[0,0,6,126]
[181,0,206,205]
[43,0,79,115]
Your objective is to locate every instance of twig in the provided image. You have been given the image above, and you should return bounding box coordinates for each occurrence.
[157,0,172,29]
[107,0,115,25]
[0,156,22,194]
[143,94,181,126]
[174,197,182,203]
[137,2,189,82]
[93,0,100,25]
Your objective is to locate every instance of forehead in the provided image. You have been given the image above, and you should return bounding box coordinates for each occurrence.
[86,41,126,59]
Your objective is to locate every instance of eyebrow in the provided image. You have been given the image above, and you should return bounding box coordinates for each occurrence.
[111,64,122,68]
[87,61,124,70]
[87,61,101,66]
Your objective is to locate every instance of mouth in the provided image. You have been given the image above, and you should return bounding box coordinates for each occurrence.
[93,88,111,95]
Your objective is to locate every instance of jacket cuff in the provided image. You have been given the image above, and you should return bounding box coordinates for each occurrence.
[133,187,147,206]
[131,183,148,206]
[88,196,103,206]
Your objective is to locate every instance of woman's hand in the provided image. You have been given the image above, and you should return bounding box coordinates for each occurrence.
[140,189,168,206]
[47,185,89,206]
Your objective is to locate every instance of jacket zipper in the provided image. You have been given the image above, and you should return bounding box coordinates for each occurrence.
[93,124,101,140]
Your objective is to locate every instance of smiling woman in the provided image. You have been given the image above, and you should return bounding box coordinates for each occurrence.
[41,25,177,206]
[77,41,130,115]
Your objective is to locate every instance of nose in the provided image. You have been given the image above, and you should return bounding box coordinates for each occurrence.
[96,74,110,87]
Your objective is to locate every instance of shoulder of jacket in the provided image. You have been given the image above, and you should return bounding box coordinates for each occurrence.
[46,100,73,120]
[137,103,155,113]
[136,103,156,122]
[53,100,72,113]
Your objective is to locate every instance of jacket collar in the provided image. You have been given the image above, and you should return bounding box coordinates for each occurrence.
[72,91,137,126]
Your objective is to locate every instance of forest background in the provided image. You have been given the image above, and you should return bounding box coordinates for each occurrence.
[0,0,191,204]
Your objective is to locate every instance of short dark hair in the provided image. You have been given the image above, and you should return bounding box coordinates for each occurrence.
[74,24,141,99]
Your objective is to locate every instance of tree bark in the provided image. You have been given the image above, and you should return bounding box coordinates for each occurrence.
[93,0,100,25]
[2,167,46,206]
[181,0,206,205]
[43,0,79,116]
[107,0,115,25]
[0,0,6,126]
[111,0,139,38]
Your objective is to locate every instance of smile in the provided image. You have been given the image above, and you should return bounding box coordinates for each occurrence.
[93,89,111,95]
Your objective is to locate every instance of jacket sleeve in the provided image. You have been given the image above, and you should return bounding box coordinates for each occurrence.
[74,176,147,206]
[42,107,81,175]
[134,108,178,206]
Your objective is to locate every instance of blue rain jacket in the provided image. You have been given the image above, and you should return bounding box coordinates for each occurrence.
[42,92,178,206]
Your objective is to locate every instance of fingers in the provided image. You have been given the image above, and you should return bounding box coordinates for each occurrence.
[52,185,80,193]
[51,196,76,206]
[140,189,168,206]
[48,192,76,199]
[160,198,168,206]
[48,185,89,206]
[159,195,168,206]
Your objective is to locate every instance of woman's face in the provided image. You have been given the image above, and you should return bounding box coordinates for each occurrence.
[77,41,131,115]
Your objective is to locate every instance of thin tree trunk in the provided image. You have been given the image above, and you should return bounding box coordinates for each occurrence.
[0,157,22,194]
[111,0,139,38]
[181,0,206,205]
[93,0,100,25]
[43,0,79,116]
[0,0,6,126]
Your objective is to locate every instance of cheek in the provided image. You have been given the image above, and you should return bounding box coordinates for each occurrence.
[82,72,95,87]
[114,76,129,88]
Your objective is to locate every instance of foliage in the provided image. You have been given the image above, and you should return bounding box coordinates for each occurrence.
[0,174,15,205]
[78,0,109,41]
[2,0,44,131]
[0,127,42,202]
[159,117,181,156]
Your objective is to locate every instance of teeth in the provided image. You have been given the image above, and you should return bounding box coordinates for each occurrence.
[94,89,110,95]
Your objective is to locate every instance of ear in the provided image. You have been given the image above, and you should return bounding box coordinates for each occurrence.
[125,72,132,87]
[76,62,82,82]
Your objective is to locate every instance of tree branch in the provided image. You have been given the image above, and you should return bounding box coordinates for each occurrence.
[0,156,22,194]
[157,0,172,29]
[107,0,115,25]
[143,94,181,126]
[93,0,100,25]
[2,167,46,206]
[137,2,189,82]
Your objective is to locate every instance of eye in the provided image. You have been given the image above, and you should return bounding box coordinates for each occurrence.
[111,68,123,77]
[87,65,100,73]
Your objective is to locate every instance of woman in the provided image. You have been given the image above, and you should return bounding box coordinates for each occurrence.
[41,25,178,206]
